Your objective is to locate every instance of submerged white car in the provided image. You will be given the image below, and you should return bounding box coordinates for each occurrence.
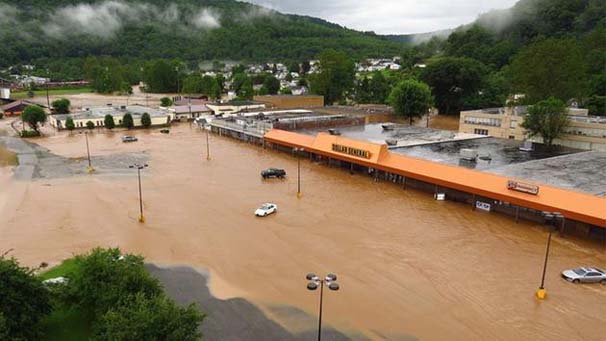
[561,267,606,284]
[255,203,277,217]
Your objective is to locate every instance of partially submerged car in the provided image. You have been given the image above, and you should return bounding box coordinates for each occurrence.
[261,168,286,179]
[561,267,606,284]
[121,135,138,143]
[255,203,277,217]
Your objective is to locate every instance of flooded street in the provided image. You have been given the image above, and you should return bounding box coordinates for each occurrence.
[2,123,606,340]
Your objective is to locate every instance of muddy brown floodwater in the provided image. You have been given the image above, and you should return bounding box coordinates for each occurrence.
[2,123,606,340]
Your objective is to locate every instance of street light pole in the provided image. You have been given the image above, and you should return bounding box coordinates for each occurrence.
[537,212,562,299]
[80,131,94,173]
[129,163,148,223]
[306,273,339,341]
[205,125,211,160]
[295,148,304,198]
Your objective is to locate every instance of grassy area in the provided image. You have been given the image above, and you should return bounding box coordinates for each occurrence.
[11,87,93,99]
[38,258,93,340]
[38,258,78,280]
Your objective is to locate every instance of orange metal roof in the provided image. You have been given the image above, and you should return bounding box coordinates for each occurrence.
[264,129,606,227]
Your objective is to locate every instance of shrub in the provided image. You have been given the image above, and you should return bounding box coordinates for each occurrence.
[65,117,75,130]
[20,130,41,137]
[86,121,95,130]
[160,97,173,107]
[122,113,134,129]
[141,112,151,128]
[104,114,115,129]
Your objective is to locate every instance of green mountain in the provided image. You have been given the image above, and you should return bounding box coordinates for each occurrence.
[0,0,405,67]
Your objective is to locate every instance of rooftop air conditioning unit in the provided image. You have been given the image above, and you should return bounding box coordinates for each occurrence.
[460,148,478,161]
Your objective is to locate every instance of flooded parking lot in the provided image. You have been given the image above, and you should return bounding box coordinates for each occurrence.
[2,123,606,340]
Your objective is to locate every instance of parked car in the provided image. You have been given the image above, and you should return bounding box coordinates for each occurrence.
[255,203,277,217]
[121,135,138,143]
[561,267,606,283]
[261,168,286,179]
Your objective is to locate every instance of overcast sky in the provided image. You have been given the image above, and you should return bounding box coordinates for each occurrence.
[244,0,518,34]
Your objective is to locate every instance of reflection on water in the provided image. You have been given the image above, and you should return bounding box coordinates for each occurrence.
[1,124,606,340]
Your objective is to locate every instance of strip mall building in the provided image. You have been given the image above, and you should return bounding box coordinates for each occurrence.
[264,129,606,239]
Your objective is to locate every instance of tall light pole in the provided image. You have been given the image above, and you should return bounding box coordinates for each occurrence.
[129,163,148,223]
[306,273,339,341]
[537,212,563,299]
[294,147,304,198]
[205,124,211,160]
[80,131,94,173]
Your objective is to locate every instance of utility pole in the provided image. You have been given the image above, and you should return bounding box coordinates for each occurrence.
[206,125,211,160]
[306,273,340,341]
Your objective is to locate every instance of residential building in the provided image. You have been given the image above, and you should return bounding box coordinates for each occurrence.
[459,106,606,151]
[1,100,40,116]
[48,105,171,130]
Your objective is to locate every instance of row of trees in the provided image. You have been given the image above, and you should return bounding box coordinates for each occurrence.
[0,248,203,340]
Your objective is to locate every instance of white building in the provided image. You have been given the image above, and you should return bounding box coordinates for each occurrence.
[49,105,171,130]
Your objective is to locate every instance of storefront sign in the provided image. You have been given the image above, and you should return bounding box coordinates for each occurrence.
[475,201,491,212]
[331,144,371,159]
[507,180,539,195]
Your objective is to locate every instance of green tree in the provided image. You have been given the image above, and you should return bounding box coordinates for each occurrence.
[0,255,52,340]
[63,248,162,318]
[233,74,254,100]
[93,293,203,341]
[261,75,280,95]
[421,57,487,115]
[388,79,434,125]
[510,38,587,102]
[51,98,71,115]
[310,49,355,105]
[122,113,134,129]
[65,116,75,130]
[160,97,173,107]
[141,113,152,128]
[86,121,95,130]
[104,114,115,129]
[143,60,179,93]
[369,71,390,104]
[521,97,569,147]
[22,105,47,132]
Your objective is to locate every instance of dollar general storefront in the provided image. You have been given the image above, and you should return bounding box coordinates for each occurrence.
[264,129,606,239]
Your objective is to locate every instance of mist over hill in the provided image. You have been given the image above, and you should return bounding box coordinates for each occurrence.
[0,0,406,67]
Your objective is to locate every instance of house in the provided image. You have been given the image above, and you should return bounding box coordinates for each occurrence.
[48,105,171,130]
[1,100,40,116]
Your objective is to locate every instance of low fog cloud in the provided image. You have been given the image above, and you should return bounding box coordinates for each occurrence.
[40,1,222,39]
[0,4,19,26]
[193,8,221,29]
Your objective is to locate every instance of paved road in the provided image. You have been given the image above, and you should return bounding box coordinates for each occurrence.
[146,265,367,341]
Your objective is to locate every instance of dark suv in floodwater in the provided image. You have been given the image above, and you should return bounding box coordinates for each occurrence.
[261,168,286,179]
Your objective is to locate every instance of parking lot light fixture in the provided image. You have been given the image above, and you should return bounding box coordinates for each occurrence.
[129,163,148,223]
[306,272,339,341]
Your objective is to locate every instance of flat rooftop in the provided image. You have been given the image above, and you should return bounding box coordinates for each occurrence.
[54,105,168,120]
[489,151,606,196]
[393,138,579,170]
[300,123,485,147]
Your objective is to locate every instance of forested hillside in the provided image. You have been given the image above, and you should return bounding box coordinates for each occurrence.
[0,0,404,67]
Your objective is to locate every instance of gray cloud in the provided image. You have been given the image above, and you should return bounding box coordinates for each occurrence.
[245,0,518,34]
